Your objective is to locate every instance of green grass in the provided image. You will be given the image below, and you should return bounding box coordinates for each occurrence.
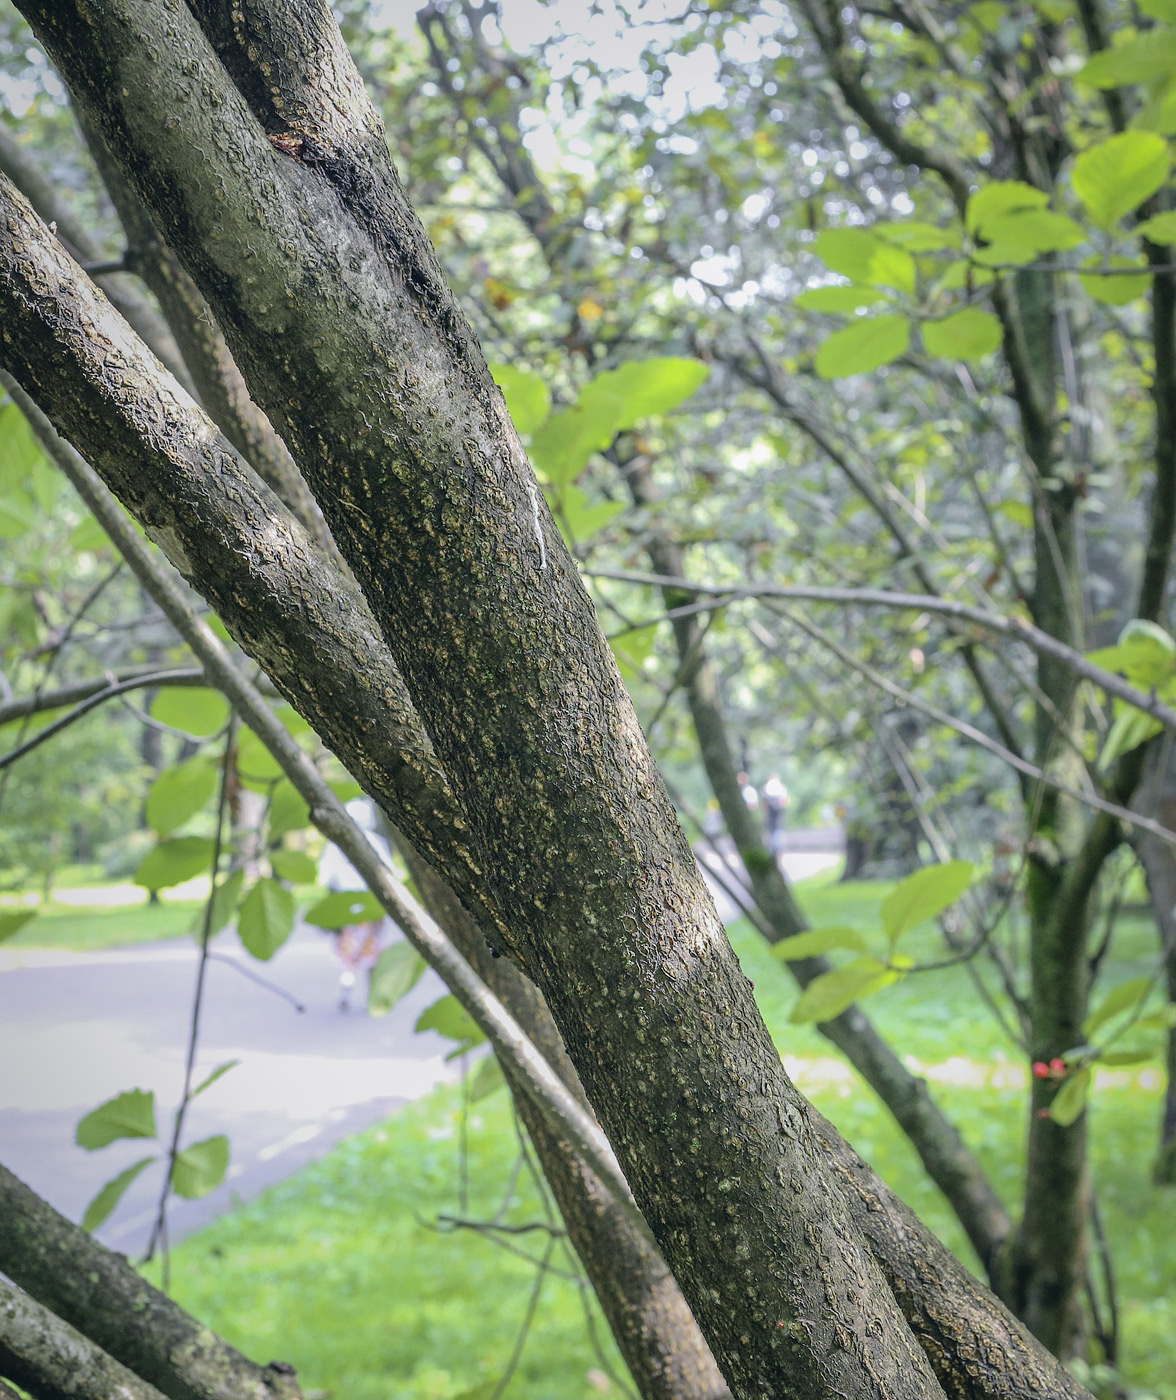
[150,875,1175,1399]
[2,898,204,951]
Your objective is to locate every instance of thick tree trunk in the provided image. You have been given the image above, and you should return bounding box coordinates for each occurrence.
[0,167,1094,1397]
[625,456,1011,1277]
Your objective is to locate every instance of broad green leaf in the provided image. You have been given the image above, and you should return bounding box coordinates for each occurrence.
[273,703,313,739]
[149,687,230,737]
[794,285,886,313]
[1100,1047,1155,1066]
[0,402,43,491]
[70,513,111,552]
[771,926,868,961]
[976,209,1086,256]
[194,869,245,941]
[816,229,916,292]
[270,848,318,884]
[554,483,625,543]
[135,837,215,892]
[237,877,295,960]
[470,1054,506,1102]
[490,363,551,436]
[581,357,710,430]
[305,889,383,930]
[881,860,974,945]
[1121,617,1176,657]
[145,758,217,837]
[877,221,958,251]
[1084,977,1154,1036]
[609,622,658,680]
[1138,210,1176,244]
[1050,1067,1091,1127]
[921,308,1002,361]
[268,781,311,840]
[235,729,284,786]
[0,497,35,540]
[815,315,911,379]
[29,459,60,512]
[415,994,486,1050]
[1078,254,1150,304]
[1098,704,1161,768]
[0,910,35,944]
[1137,1006,1176,1030]
[529,394,624,488]
[76,1089,156,1149]
[368,941,427,1017]
[999,500,1034,529]
[1072,133,1171,229]
[171,1134,229,1199]
[82,1157,156,1232]
[966,180,1047,235]
[189,1060,239,1101]
[789,956,900,1024]
[1079,32,1176,88]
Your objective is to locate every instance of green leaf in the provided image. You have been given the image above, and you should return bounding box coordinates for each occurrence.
[0,910,36,944]
[145,758,217,837]
[529,394,623,488]
[1098,704,1161,768]
[76,1089,156,1150]
[235,729,284,786]
[580,357,710,430]
[921,308,1003,361]
[171,1134,230,1199]
[0,402,42,492]
[1084,977,1154,1036]
[1072,133,1171,230]
[881,860,974,945]
[815,315,911,379]
[0,497,35,540]
[135,837,215,892]
[470,1054,506,1102]
[609,622,658,680]
[305,889,383,930]
[1100,1047,1155,1066]
[195,869,245,941]
[1137,210,1176,244]
[415,994,486,1051]
[70,513,112,552]
[795,285,887,313]
[816,229,916,292]
[268,781,311,840]
[966,180,1047,236]
[554,483,625,544]
[1078,255,1150,305]
[237,877,295,961]
[1079,32,1176,88]
[999,500,1034,529]
[368,941,427,1017]
[1136,1006,1176,1031]
[771,926,868,960]
[877,221,958,251]
[1050,1067,1091,1127]
[82,1157,156,1232]
[490,363,552,436]
[270,848,318,884]
[789,956,900,1024]
[976,209,1087,256]
[149,687,230,737]
[188,1060,239,1101]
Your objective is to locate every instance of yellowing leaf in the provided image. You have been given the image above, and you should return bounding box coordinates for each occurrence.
[577,295,605,320]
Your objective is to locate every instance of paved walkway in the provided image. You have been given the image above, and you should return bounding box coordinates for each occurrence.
[0,924,458,1254]
[0,829,843,1256]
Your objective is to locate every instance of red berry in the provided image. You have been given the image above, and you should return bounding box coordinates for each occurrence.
[1050,1058,1067,1075]
[1036,1107,1052,1120]
[1032,1061,1050,1078]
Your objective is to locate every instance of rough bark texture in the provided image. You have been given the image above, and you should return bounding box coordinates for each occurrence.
[625,457,1012,1278]
[0,163,1097,1400]
[4,9,949,1392]
[0,1276,172,1400]
[0,1166,302,1400]
[399,843,733,1400]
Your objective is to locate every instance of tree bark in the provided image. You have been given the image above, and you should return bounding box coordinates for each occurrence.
[0,1166,302,1400]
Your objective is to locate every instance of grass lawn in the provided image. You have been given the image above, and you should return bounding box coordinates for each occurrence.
[1,898,205,951]
[146,875,1175,1398]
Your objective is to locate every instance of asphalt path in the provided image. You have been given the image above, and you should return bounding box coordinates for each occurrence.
[0,923,459,1255]
[0,831,843,1256]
